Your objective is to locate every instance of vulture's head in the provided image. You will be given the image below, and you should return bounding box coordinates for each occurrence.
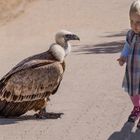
[55,30,80,46]
[50,30,80,62]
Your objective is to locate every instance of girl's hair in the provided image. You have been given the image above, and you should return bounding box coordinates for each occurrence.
[129,0,140,15]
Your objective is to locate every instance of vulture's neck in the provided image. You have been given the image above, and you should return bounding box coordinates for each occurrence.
[49,42,71,62]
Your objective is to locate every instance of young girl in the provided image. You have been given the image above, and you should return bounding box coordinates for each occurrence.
[117,0,140,128]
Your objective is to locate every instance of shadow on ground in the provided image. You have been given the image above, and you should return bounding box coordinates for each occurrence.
[73,31,127,54]
[102,30,127,38]
[73,41,124,54]
[108,122,140,140]
[0,112,64,125]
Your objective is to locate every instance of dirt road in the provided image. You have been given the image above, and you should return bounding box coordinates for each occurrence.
[0,0,138,139]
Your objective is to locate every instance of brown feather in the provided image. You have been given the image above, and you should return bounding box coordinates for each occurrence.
[0,60,64,102]
[0,99,47,117]
[0,50,65,117]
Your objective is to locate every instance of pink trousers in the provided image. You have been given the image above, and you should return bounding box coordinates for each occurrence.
[130,95,140,106]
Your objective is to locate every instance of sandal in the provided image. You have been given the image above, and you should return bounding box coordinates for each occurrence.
[128,106,140,123]
[137,119,140,129]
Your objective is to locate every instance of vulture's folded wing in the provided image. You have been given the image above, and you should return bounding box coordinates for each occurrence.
[0,60,64,102]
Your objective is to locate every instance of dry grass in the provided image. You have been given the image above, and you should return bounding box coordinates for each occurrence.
[0,0,36,25]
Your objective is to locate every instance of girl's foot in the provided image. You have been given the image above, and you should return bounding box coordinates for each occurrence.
[128,106,140,123]
[137,119,140,129]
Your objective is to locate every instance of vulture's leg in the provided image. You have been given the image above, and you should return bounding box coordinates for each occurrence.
[34,96,63,119]
[35,108,63,119]
[34,97,63,119]
[35,108,47,119]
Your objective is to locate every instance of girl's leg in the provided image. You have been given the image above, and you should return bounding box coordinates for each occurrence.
[128,95,140,122]
[131,95,140,128]
[130,95,140,106]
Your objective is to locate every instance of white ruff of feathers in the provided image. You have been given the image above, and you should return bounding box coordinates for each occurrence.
[49,43,71,62]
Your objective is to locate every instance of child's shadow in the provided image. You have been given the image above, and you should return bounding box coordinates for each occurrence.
[108,122,140,140]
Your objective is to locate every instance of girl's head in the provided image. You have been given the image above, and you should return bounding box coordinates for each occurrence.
[129,0,140,33]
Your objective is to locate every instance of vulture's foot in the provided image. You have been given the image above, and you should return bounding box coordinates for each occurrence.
[34,108,63,119]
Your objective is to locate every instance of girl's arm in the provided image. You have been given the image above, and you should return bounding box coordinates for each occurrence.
[121,41,131,57]
[117,41,131,66]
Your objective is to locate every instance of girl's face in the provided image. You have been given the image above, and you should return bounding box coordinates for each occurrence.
[130,12,140,34]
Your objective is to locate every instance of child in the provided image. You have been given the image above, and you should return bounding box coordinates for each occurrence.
[117,0,140,129]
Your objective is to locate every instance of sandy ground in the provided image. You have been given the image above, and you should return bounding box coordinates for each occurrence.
[0,0,139,139]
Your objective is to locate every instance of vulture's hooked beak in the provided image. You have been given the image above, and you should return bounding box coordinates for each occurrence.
[64,34,80,41]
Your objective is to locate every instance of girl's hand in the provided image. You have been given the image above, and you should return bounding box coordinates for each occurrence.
[117,56,126,66]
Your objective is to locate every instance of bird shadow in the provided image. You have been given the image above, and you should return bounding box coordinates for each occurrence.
[0,112,64,125]
[108,121,140,140]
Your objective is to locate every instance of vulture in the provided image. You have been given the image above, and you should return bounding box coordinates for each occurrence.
[0,30,80,118]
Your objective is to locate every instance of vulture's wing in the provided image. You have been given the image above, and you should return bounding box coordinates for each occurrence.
[0,59,64,102]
